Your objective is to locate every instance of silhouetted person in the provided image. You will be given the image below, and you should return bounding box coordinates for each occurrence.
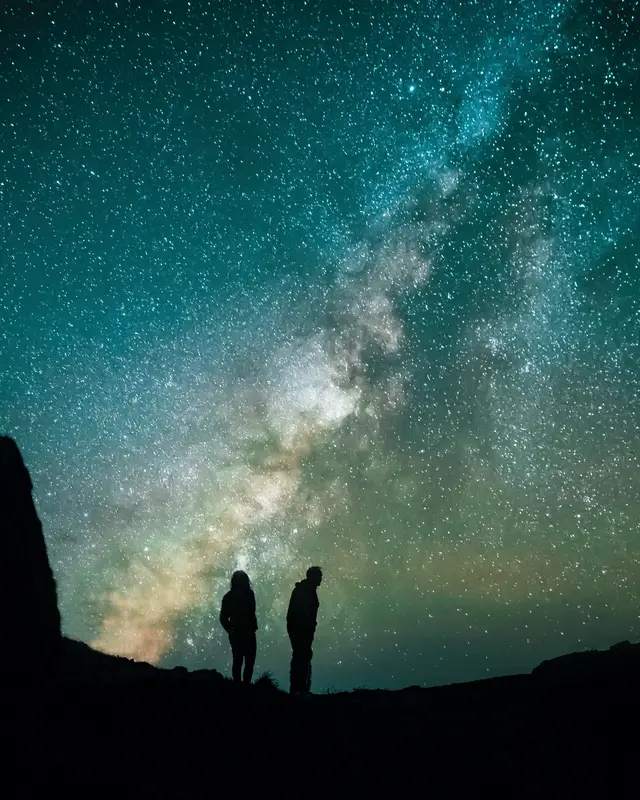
[219,570,257,684]
[287,566,322,694]
[0,437,62,680]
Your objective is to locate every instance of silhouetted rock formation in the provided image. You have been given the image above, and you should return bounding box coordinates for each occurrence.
[59,637,163,685]
[0,436,61,678]
[58,636,225,687]
[532,639,640,680]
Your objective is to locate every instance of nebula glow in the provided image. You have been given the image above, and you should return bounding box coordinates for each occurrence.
[1,0,638,690]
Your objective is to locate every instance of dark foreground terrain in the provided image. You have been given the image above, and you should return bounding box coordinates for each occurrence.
[1,434,638,796]
[4,636,639,797]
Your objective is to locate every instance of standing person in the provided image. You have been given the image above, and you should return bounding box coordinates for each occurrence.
[219,570,257,685]
[286,566,323,694]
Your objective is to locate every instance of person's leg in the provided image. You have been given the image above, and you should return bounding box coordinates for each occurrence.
[305,643,313,693]
[289,634,297,693]
[243,632,256,684]
[289,633,303,693]
[229,634,242,683]
[302,636,313,693]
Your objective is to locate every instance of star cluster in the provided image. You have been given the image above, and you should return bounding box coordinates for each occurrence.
[1,0,638,690]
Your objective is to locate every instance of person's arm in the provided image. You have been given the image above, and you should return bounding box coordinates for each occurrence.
[251,590,258,631]
[219,594,231,633]
[300,587,318,630]
[286,587,297,630]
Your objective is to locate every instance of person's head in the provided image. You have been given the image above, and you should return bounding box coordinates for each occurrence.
[230,570,251,592]
[306,566,323,587]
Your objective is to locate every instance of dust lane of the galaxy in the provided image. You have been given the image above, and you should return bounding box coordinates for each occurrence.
[1,0,638,690]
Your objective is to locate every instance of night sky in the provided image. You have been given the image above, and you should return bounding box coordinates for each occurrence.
[1,0,638,691]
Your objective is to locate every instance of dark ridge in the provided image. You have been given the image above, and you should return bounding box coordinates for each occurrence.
[532,638,640,680]
[2,436,639,795]
[58,636,220,686]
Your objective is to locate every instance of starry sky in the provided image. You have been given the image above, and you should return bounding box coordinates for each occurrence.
[1,0,639,691]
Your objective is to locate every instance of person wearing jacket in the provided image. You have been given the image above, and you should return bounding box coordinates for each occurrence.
[219,570,258,684]
[286,566,322,694]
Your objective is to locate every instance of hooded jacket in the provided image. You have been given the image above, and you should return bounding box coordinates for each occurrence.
[286,578,319,635]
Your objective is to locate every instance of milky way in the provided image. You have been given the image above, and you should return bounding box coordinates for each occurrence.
[1,0,639,690]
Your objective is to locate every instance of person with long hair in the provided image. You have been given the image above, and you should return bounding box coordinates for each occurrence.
[219,570,258,684]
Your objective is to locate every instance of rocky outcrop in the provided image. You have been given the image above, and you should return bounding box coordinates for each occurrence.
[0,436,62,677]
[532,639,640,680]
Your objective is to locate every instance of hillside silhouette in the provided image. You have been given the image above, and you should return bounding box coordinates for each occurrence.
[2,435,638,796]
